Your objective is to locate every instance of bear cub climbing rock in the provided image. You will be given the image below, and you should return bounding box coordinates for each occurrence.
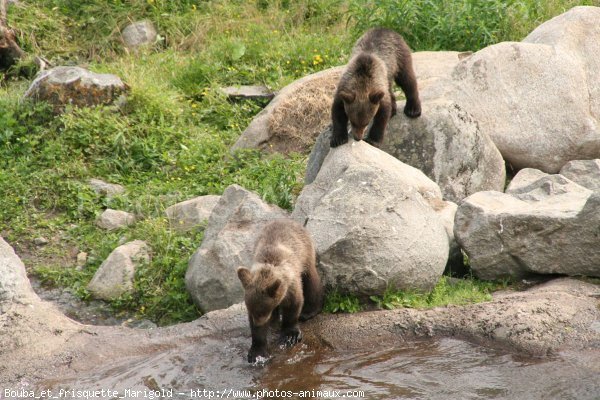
[237,219,323,363]
[330,28,421,148]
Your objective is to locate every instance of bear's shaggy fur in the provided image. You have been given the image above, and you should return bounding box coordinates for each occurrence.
[330,28,421,148]
[237,219,323,363]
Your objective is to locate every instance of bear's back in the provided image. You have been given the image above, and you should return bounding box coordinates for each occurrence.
[254,219,315,272]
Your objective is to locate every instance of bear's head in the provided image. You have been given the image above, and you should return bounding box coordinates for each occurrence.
[339,53,387,141]
[237,265,287,326]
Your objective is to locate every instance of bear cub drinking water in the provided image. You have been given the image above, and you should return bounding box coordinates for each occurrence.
[330,28,421,148]
[237,219,323,363]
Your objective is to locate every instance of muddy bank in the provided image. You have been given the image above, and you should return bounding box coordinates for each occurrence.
[1,274,599,389]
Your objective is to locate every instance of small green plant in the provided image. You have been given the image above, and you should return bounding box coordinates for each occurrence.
[370,276,500,310]
[323,290,363,314]
[34,265,94,301]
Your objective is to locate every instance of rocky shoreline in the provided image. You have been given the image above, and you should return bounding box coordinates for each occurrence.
[1,237,598,388]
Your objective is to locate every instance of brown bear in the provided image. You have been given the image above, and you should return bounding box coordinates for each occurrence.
[330,28,421,148]
[237,219,323,363]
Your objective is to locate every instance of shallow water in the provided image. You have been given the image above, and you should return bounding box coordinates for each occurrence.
[261,338,600,400]
[36,336,599,400]
[30,276,128,326]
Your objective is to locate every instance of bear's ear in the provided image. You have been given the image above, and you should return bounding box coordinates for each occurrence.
[266,279,282,298]
[369,90,384,104]
[237,267,252,289]
[340,91,355,104]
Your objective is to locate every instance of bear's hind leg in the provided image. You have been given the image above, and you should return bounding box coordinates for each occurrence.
[395,67,421,118]
[300,268,323,322]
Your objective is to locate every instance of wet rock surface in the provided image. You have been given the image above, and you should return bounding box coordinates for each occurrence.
[1,237,599,392]
[2,273,599,391]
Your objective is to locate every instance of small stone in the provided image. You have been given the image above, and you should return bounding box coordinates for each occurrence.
[89,178,125,198]
[220,85,275,101]
[122,319,158,330]
[165,195,220,232]
[24,66,129,112]
[34,237,49,246]
[96,209,135,231]
[122,20,158,49]
[76,252,88,268]
[87,240,150,301]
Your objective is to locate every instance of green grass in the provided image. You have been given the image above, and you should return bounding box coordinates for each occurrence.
[323,290,363,314]
[1,0,592,325]
[370,276,504,310]
[348,0,600,51]
[324,276,504,314]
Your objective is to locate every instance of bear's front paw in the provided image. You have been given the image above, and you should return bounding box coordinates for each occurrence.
[404,101,421,118]
[365,138,382,148]
[330,134,348,148]
[278,328,302,348]
[247,346,270,364]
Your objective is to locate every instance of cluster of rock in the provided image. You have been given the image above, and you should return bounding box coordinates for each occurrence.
[15,8,600,310]
[22,20,159,112]
[184,7,600,312]
[456,160,600,280]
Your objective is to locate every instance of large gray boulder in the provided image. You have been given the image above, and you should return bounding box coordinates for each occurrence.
[559,159,600,192]
[24,66,129,112]
[382,99,505,202]
[446,41,596,173]
[185,185,287,312]
[0,237,37,304]
[293,141,450,296]
[412,51,471,92]
[523,6,600,120]
[87,240,150,301]
[306,100,505,203]
[455,168,600,280]
[165,195,220,232]
[429,6,600,173]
